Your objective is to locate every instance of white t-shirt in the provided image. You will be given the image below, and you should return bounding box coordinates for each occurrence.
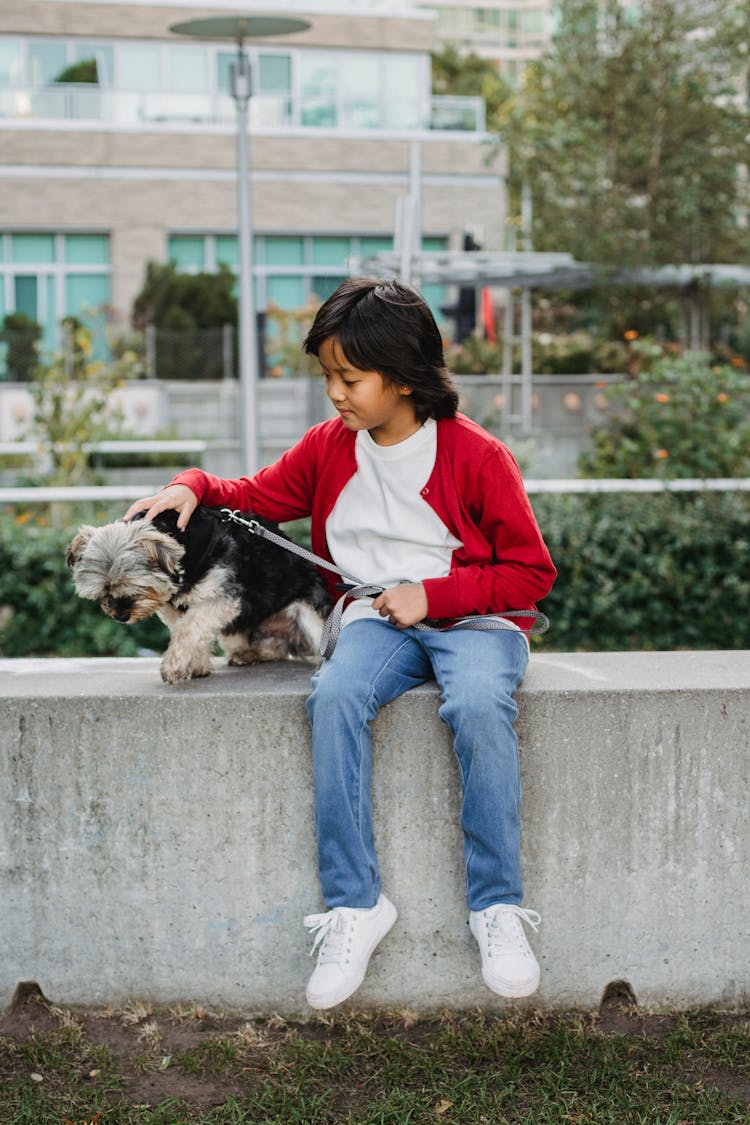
[325,419,462,626]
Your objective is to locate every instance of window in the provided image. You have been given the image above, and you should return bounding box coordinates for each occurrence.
[167,45,209,94]
[0,40,23,85]
[0,232,111,358]
[299,52,337,127]
[167,233,449,326]
[3,34,437,133]
[118,44,161,91]
[28,40,66,85]
[341,53,380,129]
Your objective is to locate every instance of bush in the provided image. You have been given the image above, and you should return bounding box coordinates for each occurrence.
[0,312,42,381]
[532,491,750,652]
[1,497,748,657]
[579,351,750,478]
[0,514,168,657]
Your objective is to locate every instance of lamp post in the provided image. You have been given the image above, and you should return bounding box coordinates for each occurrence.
[170,15,310,474]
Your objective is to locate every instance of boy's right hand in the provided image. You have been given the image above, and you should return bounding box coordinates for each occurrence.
[123,484,198,531]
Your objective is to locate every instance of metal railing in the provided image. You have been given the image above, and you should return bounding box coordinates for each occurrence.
[1,85,486,133]
[3,479,750,506]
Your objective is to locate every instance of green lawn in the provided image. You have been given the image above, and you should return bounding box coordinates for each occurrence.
[1,991,749,1124]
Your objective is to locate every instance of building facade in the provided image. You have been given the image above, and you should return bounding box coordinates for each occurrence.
[0,0,504,362]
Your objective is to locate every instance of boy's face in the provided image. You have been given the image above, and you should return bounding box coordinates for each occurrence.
[318,337,419,446]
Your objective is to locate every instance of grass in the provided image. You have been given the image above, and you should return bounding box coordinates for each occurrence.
[1,997,748,1124]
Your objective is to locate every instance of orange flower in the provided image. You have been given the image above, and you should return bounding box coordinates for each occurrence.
[654,392,670,404]
[654,449,669,459]
[716,392,730,403]
[730,356,745,368]
[623,329,639,341]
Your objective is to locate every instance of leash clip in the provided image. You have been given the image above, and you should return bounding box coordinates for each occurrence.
[220,508,262,535]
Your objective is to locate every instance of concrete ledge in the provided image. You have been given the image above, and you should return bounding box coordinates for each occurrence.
[1,652,749,1015]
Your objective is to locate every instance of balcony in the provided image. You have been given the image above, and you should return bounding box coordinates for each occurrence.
[0,84,486,134]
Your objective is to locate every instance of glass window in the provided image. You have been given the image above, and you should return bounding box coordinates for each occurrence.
[341,53,380,129]
[265,237,304,266]
[0,40,24,86]
[421,283,449,326]
[266,276,305,309]
[359,236,393,255]
[72,43,114,85]
[65,273,110,317]
[14,276,37,320]
[216,235,239,269]
[383,54,423,128]
[12,234,55,263]
[311,275,346,303]
[167,236,205,270]
[311,238,349,267]
[422,236,447,252]
[167,46,208,93]
[299,52,337,127]
[119,44,161,92]
[258,53,291,93]
[64,234,110,265]
[29,41,67,85]
[521,10,544,33]
[216,50,234,93]
[43,275,56,350]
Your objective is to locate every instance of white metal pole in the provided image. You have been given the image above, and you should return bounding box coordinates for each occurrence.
[231,46,259,475]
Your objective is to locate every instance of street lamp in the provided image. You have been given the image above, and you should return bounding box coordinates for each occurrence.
[170,15,310,474]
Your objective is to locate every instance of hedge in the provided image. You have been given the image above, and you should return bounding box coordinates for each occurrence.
[1,492,749,657]
[530,491,750,652]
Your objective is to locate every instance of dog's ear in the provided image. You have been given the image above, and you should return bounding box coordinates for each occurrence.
[66,525,96,568]
[137,527,185,577]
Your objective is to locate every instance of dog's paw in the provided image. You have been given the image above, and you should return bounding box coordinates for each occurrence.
[160,652,212,683]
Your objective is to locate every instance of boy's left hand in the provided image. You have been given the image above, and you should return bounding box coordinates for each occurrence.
[372,583,428,629]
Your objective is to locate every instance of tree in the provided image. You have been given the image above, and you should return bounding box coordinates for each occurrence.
[432,44,515,136]
[510,0,750,270]
[132,261,238,379]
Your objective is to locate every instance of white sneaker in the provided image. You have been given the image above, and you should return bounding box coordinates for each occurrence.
[469,903,541,998]
[304,894,397,1010]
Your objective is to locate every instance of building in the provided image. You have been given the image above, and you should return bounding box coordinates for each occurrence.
[418,0,554,84]
[0,0,504,366]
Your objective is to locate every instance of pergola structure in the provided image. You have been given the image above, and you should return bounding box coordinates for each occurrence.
[351,250,750,432]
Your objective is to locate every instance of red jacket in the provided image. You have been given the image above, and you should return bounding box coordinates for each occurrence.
[172,413,556,622]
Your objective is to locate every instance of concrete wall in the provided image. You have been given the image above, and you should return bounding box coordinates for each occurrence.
[1,651,748,1016]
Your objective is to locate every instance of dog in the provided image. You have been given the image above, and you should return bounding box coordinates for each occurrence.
[66,506,331,683]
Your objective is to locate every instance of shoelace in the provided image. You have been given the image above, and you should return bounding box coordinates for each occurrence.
[485,905,541,956]
[304,909,354,965]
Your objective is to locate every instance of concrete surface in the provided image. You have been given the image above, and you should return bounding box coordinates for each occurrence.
[1,651,748,1015]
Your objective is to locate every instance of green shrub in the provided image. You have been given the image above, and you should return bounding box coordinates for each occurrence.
[2,497,748,657]
[579,352,750,478]
[532,491,750,651]
[0,312,42,381]
[0,514,168,657]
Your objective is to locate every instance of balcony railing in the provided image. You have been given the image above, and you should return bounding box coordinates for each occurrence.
[0,84,486,133]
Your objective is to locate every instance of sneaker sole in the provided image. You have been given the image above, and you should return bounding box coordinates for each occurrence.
[481,964,540,999]
[306,898,398,1010]
[469,913,541,999]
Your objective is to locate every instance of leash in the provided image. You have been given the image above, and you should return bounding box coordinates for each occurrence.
[220,508,549,658]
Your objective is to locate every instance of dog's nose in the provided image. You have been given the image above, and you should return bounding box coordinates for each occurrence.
[114,611,131,623]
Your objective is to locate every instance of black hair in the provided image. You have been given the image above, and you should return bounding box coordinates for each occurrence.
[303,277,458,423]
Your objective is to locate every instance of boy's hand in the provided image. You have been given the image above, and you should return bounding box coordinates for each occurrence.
[123,484,198,531]
[372,583,428,629]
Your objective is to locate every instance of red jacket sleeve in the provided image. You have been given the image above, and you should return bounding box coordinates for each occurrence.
[421,440,556,620]
[170,427,322,523]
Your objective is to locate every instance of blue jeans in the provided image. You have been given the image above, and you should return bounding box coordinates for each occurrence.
[306,619,530,912]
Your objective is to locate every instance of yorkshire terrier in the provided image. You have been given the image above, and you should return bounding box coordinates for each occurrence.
[66,506,331,683]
